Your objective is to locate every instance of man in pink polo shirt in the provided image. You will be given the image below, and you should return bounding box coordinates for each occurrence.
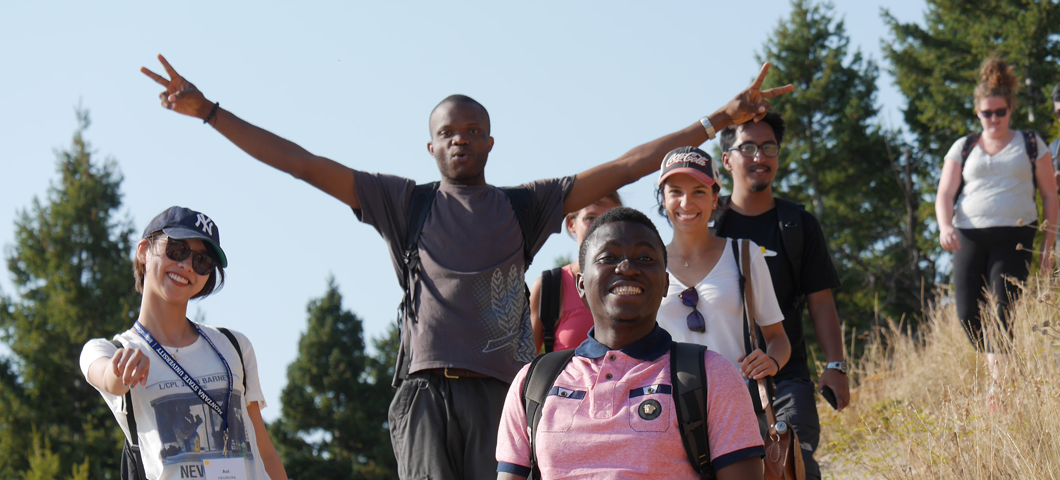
[496,207,764,479]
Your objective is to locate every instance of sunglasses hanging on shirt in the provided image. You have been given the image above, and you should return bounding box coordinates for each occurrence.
[679,287,706,333]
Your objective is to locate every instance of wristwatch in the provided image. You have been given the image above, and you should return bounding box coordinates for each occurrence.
[698,116,716,140]
[825,361,849,375]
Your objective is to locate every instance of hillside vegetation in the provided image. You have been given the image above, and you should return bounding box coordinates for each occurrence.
[818,268,1060,478]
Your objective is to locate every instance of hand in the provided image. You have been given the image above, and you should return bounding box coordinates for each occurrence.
[1042,249,1055,275]
[111,348,151,388]
[141,54,213,119]
[939,225,960,252]
[718,63,794,127]
[819,368,850,412]
[737,349,778,380]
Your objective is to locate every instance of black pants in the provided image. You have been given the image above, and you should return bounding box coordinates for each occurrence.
[953,226,1035,352]
[388,372,510,480]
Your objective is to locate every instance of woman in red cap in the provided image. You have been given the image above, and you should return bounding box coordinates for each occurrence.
[654,147,790,386]
[79,206,287,480]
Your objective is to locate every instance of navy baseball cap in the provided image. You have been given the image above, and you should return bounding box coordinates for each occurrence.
[658,146,716,187]
[142,206,228,268]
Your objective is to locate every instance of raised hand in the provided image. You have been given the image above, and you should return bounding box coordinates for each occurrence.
[720,63,794,126]
[111,347,151,388]
[141,54,213,119]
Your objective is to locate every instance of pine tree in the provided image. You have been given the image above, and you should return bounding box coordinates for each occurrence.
[273,278,397,479]
[0,109,139,478]
[884,0,1060,277]
[755,0,931,333]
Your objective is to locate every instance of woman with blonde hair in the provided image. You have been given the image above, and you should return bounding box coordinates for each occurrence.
[936,58,1058,386]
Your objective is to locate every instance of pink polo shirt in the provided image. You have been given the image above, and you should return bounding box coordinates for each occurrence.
[497,326,764,479]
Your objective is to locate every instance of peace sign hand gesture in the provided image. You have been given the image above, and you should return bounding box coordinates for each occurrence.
[719,62,793,126]
[141,54,213,120]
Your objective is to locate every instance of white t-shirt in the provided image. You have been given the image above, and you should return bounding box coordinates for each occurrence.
[658,238,784,366]
[947,132,1047,228]
[79,324,271,480]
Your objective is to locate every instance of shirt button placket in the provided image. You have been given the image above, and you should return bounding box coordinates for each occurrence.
[594,354,617,419]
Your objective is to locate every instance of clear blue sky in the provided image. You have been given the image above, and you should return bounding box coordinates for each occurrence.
[0,0,925,421]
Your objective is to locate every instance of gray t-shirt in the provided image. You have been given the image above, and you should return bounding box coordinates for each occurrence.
[946,132,1047,229]
[353,170,574,383]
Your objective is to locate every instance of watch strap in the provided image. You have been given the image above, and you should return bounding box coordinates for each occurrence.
[698,116,716,140]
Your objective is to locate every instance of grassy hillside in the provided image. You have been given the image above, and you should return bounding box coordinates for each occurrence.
[817,273,1060,478]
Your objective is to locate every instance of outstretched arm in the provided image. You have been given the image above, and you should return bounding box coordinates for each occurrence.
[141,54,360,209]
[562,63,793,214]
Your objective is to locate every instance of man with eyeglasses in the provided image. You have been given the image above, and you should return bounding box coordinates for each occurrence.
[708,112,847,480]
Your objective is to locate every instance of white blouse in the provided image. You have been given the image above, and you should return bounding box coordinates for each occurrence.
[947,132,1047,229]
[657,238,784,367]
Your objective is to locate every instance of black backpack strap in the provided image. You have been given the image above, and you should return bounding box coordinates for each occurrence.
[521,349,577,479]
[393,182,440,384]
[671,342,714,479]
[774,199,805,308]
[499,186,537,269]
[539,267,564,353]
[1024,130,1039,193]
[217,328,248,394]
[110,338,148,480]
[953,132,982,204]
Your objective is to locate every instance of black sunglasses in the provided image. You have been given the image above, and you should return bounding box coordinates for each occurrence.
[679,287,705,333]
[164,238,217,276]
[728,142,780,158]
[978,107,1008,119]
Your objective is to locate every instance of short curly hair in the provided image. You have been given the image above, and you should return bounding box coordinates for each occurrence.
[577,206,668,269]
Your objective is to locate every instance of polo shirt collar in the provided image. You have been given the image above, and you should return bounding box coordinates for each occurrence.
[575,324,672,362]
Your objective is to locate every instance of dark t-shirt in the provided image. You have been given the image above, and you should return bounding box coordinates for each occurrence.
[714,204,840,381]
[352,170,575,383]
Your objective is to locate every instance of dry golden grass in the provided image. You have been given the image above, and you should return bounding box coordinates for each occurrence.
[817,275,1060,479]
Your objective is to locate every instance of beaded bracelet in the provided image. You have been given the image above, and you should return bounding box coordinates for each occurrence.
[203,102,220,125]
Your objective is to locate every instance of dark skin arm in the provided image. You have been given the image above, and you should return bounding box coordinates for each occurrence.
[529,276,546,352]
[807,288,850,411]
[141,54,361,209]
[563,63,793,215]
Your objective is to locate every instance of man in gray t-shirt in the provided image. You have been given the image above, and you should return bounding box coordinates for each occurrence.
[142,54,792,479]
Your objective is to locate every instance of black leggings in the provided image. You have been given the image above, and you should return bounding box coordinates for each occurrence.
[953,226,1035,352]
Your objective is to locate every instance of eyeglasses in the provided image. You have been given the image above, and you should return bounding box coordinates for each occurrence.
[978,107,1008,119]
[164,238,217,276]
[679,287,705,333]
[728,142,780,158]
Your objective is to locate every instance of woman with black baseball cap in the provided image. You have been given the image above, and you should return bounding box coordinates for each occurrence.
[653,147,790,388]
[79,206,287,479]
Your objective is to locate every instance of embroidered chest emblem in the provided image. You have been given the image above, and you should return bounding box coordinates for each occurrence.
[639,399,662,420]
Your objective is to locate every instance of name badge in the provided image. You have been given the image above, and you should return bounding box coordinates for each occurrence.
[203,458,248,480]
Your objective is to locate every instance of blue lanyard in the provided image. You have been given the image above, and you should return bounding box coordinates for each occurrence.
[133,321,234,455]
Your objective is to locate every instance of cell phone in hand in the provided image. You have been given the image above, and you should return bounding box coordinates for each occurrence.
[820,386,838,410]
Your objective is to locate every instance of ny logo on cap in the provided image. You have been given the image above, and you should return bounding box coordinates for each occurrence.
[195,214,215,236]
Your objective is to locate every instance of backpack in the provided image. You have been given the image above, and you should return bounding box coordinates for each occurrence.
[953,130,1039,204]
[520,343,715,479]
[109,328,247,480]
[538,266,564,353]
[392,182,538,383]
[711,197,805,310]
